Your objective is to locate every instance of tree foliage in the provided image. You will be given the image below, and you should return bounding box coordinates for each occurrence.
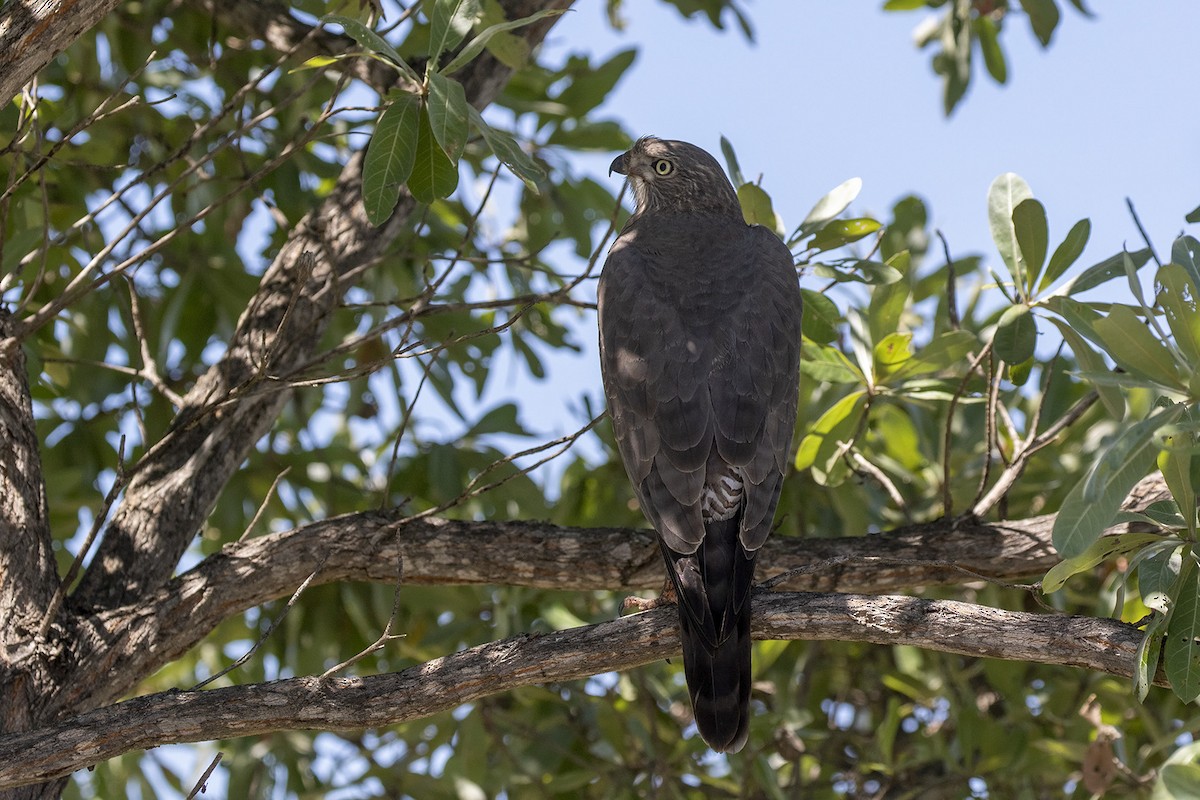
[2,1,1200,798]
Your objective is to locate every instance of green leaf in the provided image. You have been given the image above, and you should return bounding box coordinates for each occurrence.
[1023,0,1061,47]
[429,0,482,63]
[1157,264,1200,367]
[0,227,43,274]
[362,92,421,226]
[1046,317,1124,418]
[1171,235,1200,295]
[719,135,745,187]
[554,48,636,117]
[409,105,459,203]
[890,330,978,380]
[987,173,1034,294]
[873,332,913,379]
[797,178,862,239]
[426,72,471,161]
[1012,198,1048,296]
[974,16,1007,84]
[1141,546,1183,613]
[812,260,904,286]
[465,106,545,191]
[810,218,881,252]
[737,183,777,230]
[1187,205,1200,224]
[882,0,926,8]
[867,252,911,343]
[322,14,416,79]
[799,340,864,385]
[1135,612,1167,703]
[1166,556,1200,702]
[799,289,841,344]
[440,7,568,75]
[1039,218,1090,291]
[993,303,1037,364]
[1092,304,1185,389]
[794,390,867,486]
[1043,532,1164,593]
[1057,247,1152,296]
[1053,406,1184,557]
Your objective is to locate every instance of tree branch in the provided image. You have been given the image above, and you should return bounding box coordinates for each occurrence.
[55,473,1173,715]
[0,313,56,733]
[0,0,123,107]
[72,0,575,611]
[0,592,1152,790]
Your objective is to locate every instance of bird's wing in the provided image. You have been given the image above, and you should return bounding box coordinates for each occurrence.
[598,226,801,555]
[709,226,802,551]
[598,240,711,554]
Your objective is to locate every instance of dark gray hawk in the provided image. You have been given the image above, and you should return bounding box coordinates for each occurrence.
[598,136,802,753]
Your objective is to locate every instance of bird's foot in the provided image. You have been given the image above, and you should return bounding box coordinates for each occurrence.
[620,579,677,614]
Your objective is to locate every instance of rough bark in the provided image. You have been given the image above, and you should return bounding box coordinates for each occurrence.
[0,314,57,729]
[41,473,1172,718]
[0,592,1152,790]
[0,0,124,106]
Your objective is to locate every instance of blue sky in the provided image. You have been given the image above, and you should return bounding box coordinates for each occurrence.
[466,2,1200,476]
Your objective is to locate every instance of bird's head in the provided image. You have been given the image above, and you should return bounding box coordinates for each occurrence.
[610,136,742,218]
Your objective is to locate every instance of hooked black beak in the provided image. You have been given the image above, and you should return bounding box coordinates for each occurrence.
[608,151,629,177]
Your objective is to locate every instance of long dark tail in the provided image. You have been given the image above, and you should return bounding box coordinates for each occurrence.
[661,516,757,753]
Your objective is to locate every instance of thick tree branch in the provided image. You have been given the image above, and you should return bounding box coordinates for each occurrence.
[0,314,56,733]
[55,473,1172,715]
[0,592,1153,790]
[72,0,575,611]
[0,0,123,106]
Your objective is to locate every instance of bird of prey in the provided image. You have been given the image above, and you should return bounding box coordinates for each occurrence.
[598,136,802,753]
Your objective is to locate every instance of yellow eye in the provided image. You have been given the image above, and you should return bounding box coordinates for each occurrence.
[653,159,674,176]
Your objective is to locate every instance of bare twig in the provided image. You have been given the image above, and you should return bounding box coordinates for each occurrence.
[184,751,223,800]
[190,553,329,690]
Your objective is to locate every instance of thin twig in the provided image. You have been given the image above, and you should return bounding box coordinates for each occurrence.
[190,554,329,690]
[1126,198,1162,268]
[320,537,405,678]
[238,467,291,542]
[38,437,128,640]
[937,230,960,331]
[941,341,993,516]
[184,752,223,800]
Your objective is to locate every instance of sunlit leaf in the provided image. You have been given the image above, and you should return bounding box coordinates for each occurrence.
[1092,304,1185,389]
[890,330,978,380]
[796,177,862,239]
[322,14,416,79]
[1054,405,1184,557]
[1046,317,1124,418]
[737,183,777,231]
[799,340,864,384]
[1039,218,1090,291]
[1055,247,1152,297]
[974,15,1007,83]
[988,172,1033,291]
[794,390,867,486]
[1043,532,1163,593]
[1165,556,1200,702]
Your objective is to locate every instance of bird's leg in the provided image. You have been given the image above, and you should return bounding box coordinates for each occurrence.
[621,576,677,614]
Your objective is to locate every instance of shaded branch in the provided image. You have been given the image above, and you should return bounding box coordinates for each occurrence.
[59,473,1173,714]
[0,592,1152,790]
